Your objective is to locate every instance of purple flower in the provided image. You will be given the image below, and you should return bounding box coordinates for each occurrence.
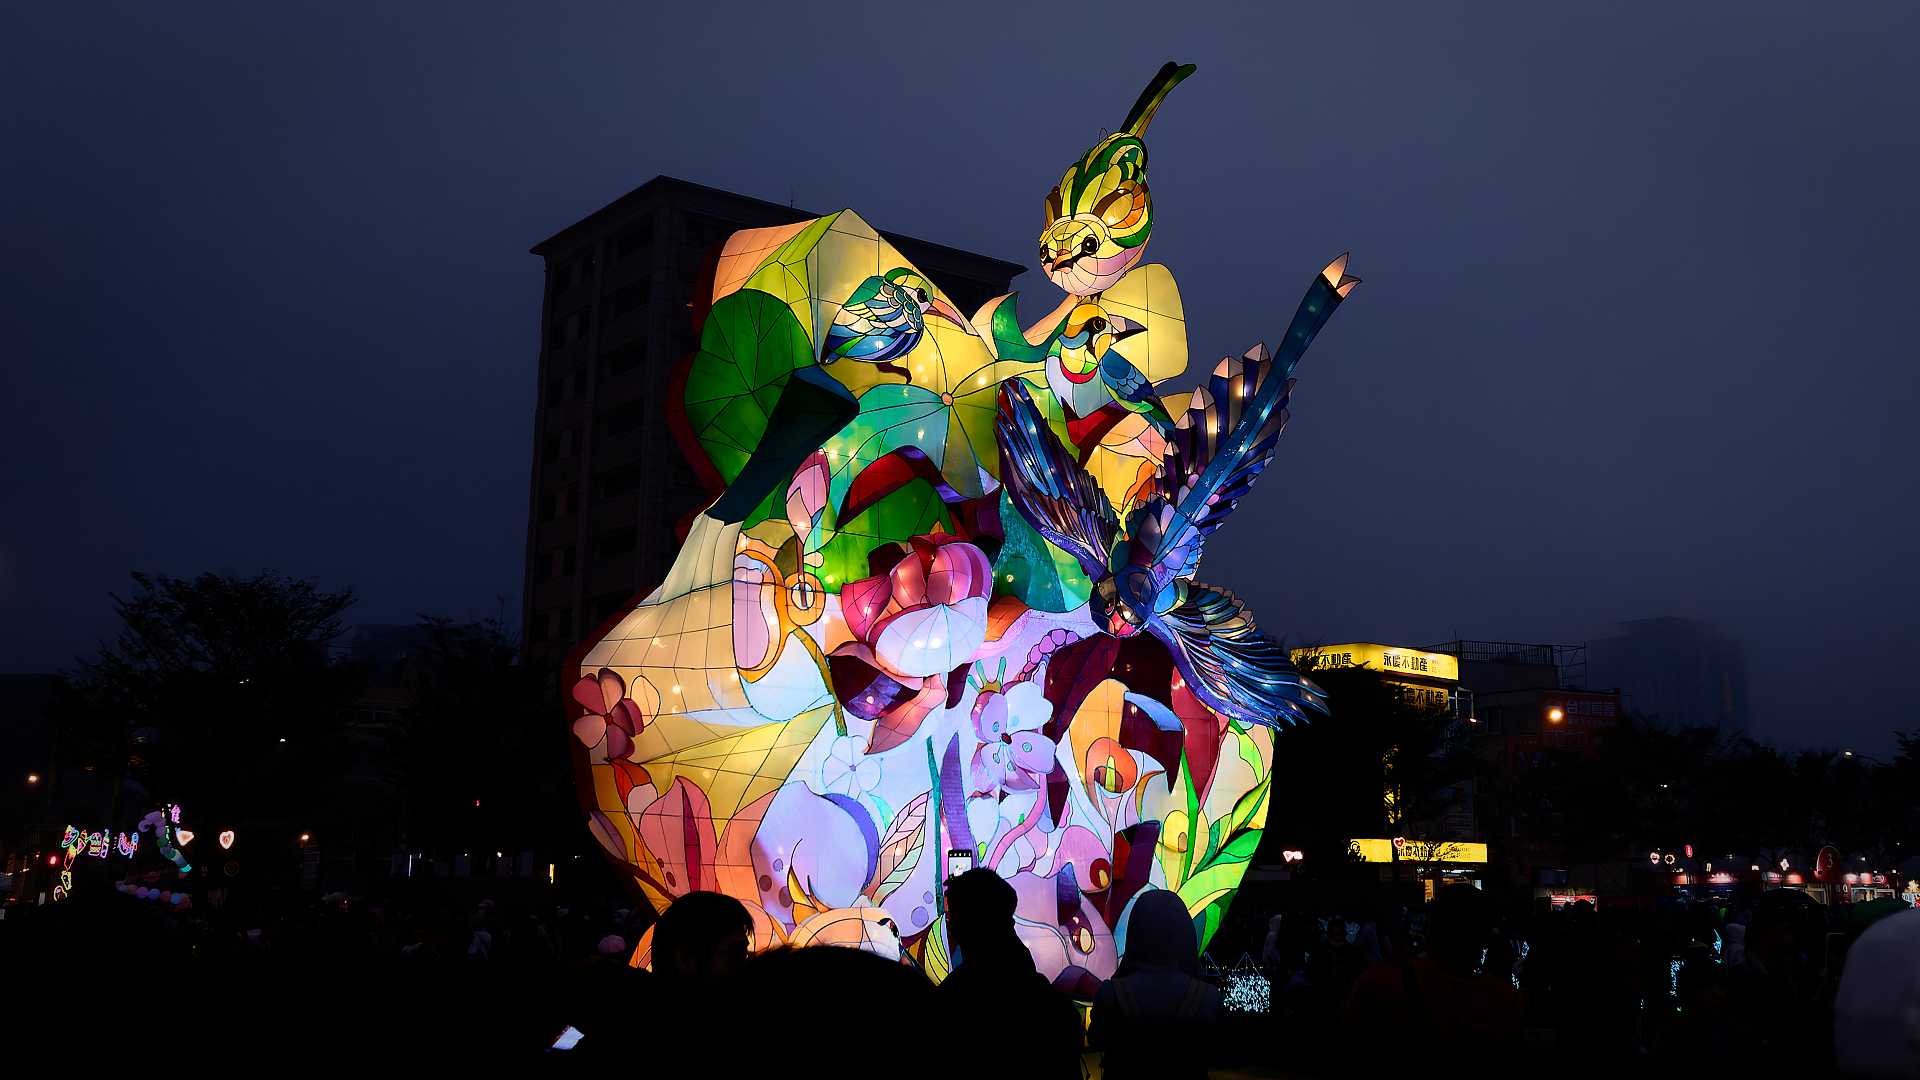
[970,681,1057,796]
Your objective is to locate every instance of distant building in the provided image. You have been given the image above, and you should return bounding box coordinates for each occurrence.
[1431,639,1625,900]
[1290,643,1485,895]
[521,176,1024,674]
[1587,617,1749,733]
[1431,639,1621,767]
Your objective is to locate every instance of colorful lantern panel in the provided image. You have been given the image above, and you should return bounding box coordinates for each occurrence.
[567,61,1359,988]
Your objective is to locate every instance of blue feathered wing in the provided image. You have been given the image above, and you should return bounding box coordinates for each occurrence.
[1150,582,1325,727]
[994,379,1119,580]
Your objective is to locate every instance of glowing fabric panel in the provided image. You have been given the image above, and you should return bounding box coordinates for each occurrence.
[570,60,1360,987]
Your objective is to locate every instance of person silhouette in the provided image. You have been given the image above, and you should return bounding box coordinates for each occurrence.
[652,890,752,987]
[1087,887,1222,1080]
[936,869,1082,1077]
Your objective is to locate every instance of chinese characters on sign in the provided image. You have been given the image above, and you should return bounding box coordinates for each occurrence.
[1289,643,1460,683]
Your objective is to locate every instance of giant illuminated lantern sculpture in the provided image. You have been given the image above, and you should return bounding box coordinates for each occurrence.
[567,61,1360,988]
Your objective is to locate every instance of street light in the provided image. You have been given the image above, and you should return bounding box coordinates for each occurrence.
[1547,707,1564,723]
[26,773,39,785]
[298,832,312,844]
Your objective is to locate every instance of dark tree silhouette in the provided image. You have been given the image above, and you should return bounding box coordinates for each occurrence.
[58,571,360,833]
[1262,663,1476,878]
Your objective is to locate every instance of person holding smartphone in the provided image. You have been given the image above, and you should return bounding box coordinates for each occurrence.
[935,869,1082,1076]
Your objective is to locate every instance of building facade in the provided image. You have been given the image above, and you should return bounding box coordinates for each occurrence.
[1432,639,1626,899]
[1587,616,1749,734]
[521,177,1024,674]
[1290,643,1487,895]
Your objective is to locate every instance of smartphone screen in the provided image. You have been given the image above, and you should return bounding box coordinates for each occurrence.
[946,848,973,879]
[550,1025,585,1051]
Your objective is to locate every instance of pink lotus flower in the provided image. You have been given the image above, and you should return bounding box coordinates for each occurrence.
[840,532,992,681]
[835,531,993,754]
[571,668,645,761]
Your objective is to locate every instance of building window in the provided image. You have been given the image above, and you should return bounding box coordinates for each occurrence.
[615,222,653,262]
[549,309,591,350]
[598,460,643,499]
[600,399,649,439]
[607,282,650,321]
[599,527,636,560]
[602,341,647,379]
[552,249,596,293]
[595,590,630,620]
[561,546,576,576]
[541,482,577,520]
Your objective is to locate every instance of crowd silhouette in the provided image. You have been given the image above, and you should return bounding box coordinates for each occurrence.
[8,874,1915,1075]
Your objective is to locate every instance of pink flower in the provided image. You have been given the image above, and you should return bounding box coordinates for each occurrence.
[971,681,1057,795]
[841,532,992,681]
[835,532,994,755]
[571,668,645,761]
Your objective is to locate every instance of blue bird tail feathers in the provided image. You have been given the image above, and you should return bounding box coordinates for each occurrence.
[1152,256,1357,497]
[1155,581,1327,728]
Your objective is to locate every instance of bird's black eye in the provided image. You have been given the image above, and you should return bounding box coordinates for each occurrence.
[1080,236,1098,254]
[916,288,928,304]
[1040,245,1051,261]
[1088,317,1107,333]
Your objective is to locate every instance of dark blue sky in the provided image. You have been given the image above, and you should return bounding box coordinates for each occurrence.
[4,2,1915,751]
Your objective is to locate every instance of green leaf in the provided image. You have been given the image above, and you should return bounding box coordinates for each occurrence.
[1234,725,1264,782]
[1217,827,1262,865]
[1181,749,1200,885]
[1197,899,1225,952]
[1178,858,1251,914]
[1196,893,1233,952]
[1226,771,1271,836]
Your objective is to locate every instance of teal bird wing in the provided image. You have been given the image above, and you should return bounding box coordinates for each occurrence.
[824,277,918,362]
[1098,348,1173,433]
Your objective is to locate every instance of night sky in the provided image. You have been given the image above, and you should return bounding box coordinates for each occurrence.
[4,2,1915,751]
